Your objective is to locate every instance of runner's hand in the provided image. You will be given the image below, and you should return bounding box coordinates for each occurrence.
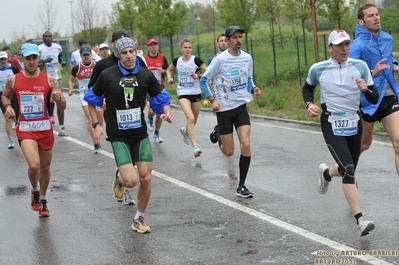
[160,112,174,123]
[307,103,320,118]
[254,87,261,99]
[93,126,107,146]
[211,100,222,112]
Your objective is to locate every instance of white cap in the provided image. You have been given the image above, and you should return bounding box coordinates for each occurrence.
[0,51,8,59]
[328,30,351,45]
[99,43,109,49]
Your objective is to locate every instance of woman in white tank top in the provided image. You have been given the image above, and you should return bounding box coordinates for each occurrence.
[166,39,207,158]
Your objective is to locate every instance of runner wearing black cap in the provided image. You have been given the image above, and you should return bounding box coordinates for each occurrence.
[200,25,261,198]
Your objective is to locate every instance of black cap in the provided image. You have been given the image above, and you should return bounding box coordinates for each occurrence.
[112,30,129,42]
[225,25,245,39]
[80,46,91,55]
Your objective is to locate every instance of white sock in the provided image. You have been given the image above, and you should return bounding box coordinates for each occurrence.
[134,211,144,220]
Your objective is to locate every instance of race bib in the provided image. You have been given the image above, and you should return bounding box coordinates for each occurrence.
[329,112,359,136]
[228,69,247,91]
[20,94,45,119]
[151,70,162,84]
[178,71,194,87]
[0,80,5,93]
[116,108,141,130]
[80,79,90,94]
[19,120,51,131]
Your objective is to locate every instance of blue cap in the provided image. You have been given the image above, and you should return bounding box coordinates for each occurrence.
[21,43,40,57]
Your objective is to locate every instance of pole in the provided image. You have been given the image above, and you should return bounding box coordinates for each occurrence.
[212,0,216,54]
[68,1,74,35]
[195,15,201,58]
[311,0,319,62]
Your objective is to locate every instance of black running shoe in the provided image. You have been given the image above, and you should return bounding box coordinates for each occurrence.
[236,185,253,198]
[210,125,218,144]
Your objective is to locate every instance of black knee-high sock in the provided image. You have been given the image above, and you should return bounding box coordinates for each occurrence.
[239,155,251,187]
[216,129,222,147]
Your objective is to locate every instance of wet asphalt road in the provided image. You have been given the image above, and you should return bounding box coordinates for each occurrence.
[0,95,398,265]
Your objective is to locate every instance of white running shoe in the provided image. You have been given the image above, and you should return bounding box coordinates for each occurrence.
[123,189,136,205]
[318,163,330,195]
[358,216,375,236]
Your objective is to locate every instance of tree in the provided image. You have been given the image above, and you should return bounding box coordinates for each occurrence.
[282,0,322,65]
[109,0,138,37]
[379,0,399,33]
[255,0,283,49]
[217,0,256,51]
[319,0,349,29]
[72,27,108,47]
[74,0,104,46]
[32,0,61,36]
[135,0,188,60]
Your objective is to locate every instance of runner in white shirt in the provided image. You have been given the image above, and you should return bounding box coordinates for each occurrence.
[133,39,147,66]
[38,31,69,136]
[98,43,110,60]
[166,39,207,157]
[0,51,20,149]
[70,38,100,68]
[200,26,261,198]
[302,30,378,237]
[68,46,103,154]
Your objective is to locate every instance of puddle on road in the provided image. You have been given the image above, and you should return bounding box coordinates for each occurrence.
[194,220,237,234]
[2,185,29,196]
[0,183,96,197]
[51,183,70,192]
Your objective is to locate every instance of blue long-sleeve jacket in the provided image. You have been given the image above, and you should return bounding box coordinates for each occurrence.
[350,23,399,115]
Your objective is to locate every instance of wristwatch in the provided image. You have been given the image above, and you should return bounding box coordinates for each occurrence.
[92,122,100,128]
[305,102,312,109]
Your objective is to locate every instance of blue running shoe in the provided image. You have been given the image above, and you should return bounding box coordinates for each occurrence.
[8,140,15,149]
[193,145,202,157]
[180,127,191,145]
[153,132,163,143]
[93,144,101,154]
[147,117,154,132]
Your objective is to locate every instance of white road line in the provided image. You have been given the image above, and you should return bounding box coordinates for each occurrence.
[58,131,394,265]
[253,122,392,146]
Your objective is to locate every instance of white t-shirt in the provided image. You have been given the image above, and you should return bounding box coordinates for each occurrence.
[201,50,254,112]
[136,49,147,66]
[70,49,100,66]
[306,58,373,113]
[38,42,63,79]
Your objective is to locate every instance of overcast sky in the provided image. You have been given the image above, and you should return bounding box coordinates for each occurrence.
[1,0,197,44]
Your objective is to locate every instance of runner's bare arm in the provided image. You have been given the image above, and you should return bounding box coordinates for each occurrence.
[1,76,16,118]
[49,76,66,110]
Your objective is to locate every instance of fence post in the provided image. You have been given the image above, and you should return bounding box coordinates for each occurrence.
[250,39,255,80]
[296,36,302,86]
[272,37,277,78]
[323,34,327,60]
